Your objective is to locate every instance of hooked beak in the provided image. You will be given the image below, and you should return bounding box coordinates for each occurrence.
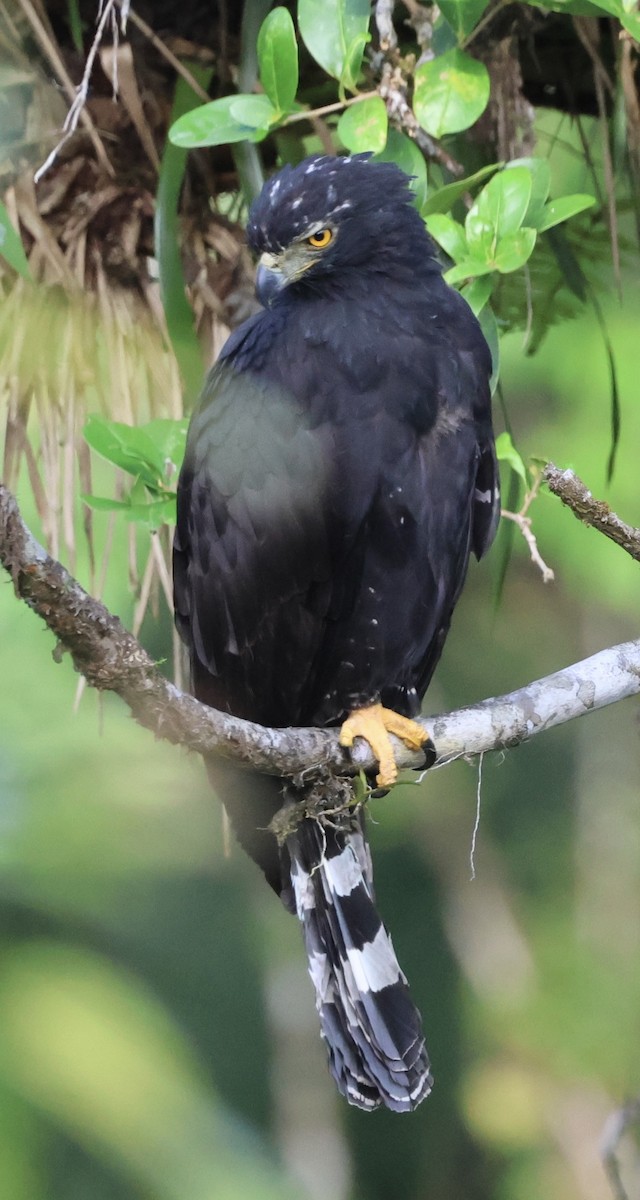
[255,253,285,308]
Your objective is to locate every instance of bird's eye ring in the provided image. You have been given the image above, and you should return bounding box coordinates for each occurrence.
[307,228,333,248]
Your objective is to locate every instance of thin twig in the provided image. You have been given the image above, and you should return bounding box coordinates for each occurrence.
[282,90,379,127]
[150,530,174,614]
[119,1,210,101]
[501,509,555,583]
[16,0,113,177]
[309,115,337,156]
[501,468,555,583]
[131,542,157,638]
[34,0,121,180]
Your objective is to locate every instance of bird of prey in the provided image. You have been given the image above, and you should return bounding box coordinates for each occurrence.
[173,154,499,1112]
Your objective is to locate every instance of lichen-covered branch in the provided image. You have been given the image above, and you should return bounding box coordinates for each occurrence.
[1,483,639,785]
[544,463,640,562]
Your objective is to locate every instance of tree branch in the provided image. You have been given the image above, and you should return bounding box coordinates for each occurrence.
[544,463,640,562]
[1,483,639,785]
[601,1096,640,1200]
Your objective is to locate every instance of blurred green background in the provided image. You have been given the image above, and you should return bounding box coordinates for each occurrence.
[1,32,640,1195]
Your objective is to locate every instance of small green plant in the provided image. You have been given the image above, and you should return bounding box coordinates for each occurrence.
[82,415,188,529]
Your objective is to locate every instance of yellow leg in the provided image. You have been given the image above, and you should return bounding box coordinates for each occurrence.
[339,702,430,788]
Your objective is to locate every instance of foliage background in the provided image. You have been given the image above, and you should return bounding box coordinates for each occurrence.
[1,2,639,1198]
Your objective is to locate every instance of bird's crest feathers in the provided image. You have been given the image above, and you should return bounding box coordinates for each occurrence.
[247,154,420,257]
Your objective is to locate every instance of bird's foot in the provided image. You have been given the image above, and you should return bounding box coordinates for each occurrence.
[339,703,430,788]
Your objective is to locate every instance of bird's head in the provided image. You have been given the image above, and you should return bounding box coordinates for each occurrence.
[247,154,436,306]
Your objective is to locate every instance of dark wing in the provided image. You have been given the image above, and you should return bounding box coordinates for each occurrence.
[174,321,337,727]
[443,286,500,566]
[410,288,499,702]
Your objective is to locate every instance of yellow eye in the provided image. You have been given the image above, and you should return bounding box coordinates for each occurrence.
[307,228,333,248]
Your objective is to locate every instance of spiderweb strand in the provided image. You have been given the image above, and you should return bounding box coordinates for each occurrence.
[469,751,484,881]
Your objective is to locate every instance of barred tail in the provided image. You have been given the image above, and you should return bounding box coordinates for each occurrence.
[288,814,432,1113]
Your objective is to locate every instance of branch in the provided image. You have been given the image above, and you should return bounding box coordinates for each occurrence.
[1,484,639,785]
[601,1097,640,1200]
[544,463,640,563]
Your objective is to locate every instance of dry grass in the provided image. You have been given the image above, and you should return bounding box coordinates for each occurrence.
[0,3,257,652]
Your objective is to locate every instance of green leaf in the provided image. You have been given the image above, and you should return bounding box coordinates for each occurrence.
[229,94,278,134]
[495,431,527,482]
[460,275,493,315]
[491,226,586,350]
[0,200,31,280]
[537,193,596,232]
[438,0,491,39]
[425,213,468,262]
[81,495,133,513]
[539,0,640,37]
[421,161,502,216]
[444,257,496,284]
[337,96,387,153]
[413,49,490,138]
[67,0,84,52]
[374,129,427,207]
[169,94,271,148]
[83,416,166,487]
[536,0,638,18]
[257,7,299,114]
[125,496,178,529]
[340,32,370,92]
[143,419,189,477]
[533,0,613,13]
[297,0,371,84]
[506,156,551,228]
[84,482,177,529]
[493,227,537,272]
[84,487,177,529]
[432,12,459,54]
[621,9,640,37]
[465,167,532,257]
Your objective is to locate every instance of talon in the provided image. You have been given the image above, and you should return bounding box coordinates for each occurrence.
[339,702,431,788]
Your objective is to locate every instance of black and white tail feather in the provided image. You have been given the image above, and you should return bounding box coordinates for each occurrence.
[288,812,432,1112]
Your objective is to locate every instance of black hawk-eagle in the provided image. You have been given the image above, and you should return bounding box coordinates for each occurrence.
[173,154,499,1112]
